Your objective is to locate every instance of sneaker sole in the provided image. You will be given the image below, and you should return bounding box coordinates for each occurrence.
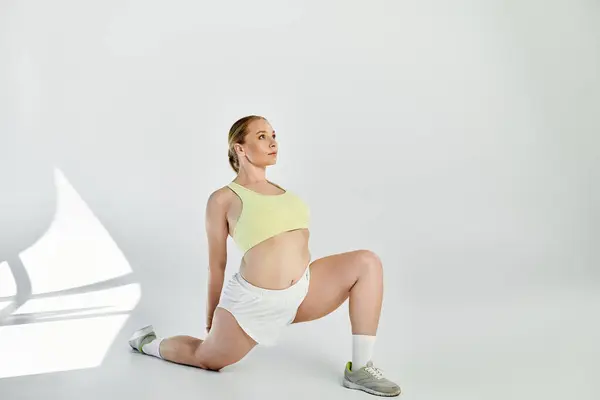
[128,325,154,351]
[343,378,401,397]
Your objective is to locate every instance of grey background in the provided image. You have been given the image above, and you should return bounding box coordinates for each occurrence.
[1,0,598,399]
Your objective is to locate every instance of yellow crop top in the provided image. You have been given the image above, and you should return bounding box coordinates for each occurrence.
[227,180,310,255]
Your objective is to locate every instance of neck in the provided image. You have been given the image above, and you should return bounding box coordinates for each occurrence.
[236,168,267,184]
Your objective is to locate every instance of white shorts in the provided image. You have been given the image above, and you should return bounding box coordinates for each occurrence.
[216,265,311,347]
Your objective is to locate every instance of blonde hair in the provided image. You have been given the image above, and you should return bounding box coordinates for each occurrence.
[227,115,265,174]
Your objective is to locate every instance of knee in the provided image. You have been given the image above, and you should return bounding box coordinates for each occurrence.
[194,357,229,371]
[193,347,236,371]
[358,250,383,274]
[200,361,225,371]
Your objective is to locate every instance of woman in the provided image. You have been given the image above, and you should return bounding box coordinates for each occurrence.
[128,115,401,397]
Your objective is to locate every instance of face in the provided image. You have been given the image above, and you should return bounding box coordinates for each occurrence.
[235,118,278,167]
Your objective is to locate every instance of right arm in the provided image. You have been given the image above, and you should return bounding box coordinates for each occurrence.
[204,189,229,333]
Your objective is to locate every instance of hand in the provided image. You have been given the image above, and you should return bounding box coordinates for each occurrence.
[205,324,212,335]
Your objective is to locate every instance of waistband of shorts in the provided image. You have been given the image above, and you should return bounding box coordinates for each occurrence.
[236,264,310,296]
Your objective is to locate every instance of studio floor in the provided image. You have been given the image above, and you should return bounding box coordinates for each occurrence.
[1,278,597,400]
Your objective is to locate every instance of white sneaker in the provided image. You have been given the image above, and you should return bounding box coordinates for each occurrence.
[128,325,157,353]
[343,361,402,397]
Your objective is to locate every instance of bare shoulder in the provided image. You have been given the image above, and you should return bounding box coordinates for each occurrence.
[207,185,234,209]
[205,186,233,267]
[204,185,234,234]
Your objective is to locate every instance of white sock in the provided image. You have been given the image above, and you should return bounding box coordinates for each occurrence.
[352,334,376,371]
[141,337,164,359]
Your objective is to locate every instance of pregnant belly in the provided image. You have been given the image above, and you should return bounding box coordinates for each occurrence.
[239,229,311,290]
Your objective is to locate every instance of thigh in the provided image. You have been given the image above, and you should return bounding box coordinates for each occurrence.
[292,249,374,324]
[196,307,257,370]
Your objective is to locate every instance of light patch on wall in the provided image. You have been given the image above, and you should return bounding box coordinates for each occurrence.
[0,168,140,379]
[0,260,16,299]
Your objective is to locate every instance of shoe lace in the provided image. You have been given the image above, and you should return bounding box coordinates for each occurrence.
[365,365,385,380]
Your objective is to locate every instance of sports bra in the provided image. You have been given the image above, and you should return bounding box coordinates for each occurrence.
[227,180,310,255]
